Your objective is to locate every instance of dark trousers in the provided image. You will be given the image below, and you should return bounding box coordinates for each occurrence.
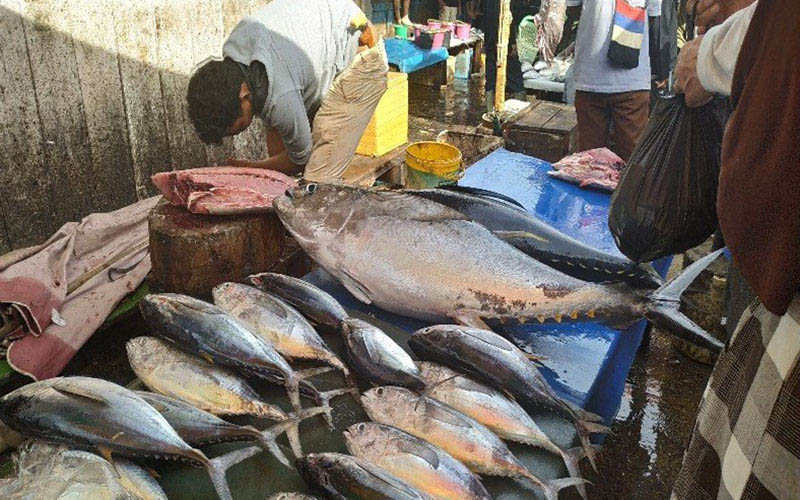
[485,46,524,94]
[574,89,650,161]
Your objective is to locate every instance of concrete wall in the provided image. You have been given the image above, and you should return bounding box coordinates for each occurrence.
[0,0,277,252]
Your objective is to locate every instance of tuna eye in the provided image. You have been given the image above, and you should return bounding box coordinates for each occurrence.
[306,183,317,194]
[376,387,384,396]
[358,423,366,431]
[285,189,294,199]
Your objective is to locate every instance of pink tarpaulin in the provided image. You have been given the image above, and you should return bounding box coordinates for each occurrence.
[0,197,158,380]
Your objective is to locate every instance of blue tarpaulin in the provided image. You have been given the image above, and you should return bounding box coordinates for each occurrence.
[384,38,449,73]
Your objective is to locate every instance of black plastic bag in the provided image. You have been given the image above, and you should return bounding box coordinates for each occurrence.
[608,94,732,262]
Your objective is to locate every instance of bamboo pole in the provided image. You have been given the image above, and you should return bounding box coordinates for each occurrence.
[494,0,512,113]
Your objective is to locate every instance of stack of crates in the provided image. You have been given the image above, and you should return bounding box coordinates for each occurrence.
[356,71,409,157]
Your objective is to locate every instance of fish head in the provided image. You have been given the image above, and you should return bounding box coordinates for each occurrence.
[360,386,417,423]
[211,282,253,308]
[273,183,360,247]
[295,453,337,490]
[140,293,223,342]
[409,325,454,355]
[343,422,385,459]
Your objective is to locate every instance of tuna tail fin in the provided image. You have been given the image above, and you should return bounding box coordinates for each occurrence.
[560,446,595,500]
[643,249,725,353]
[246,420,294,468]
[563,399,605,423]
[282,405,330,459]
[309,387,359,429]
[205,451,240,500]
[575,420,609,472]
[538,478,589,500]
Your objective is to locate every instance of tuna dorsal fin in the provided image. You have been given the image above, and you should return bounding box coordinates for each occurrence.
[374,191,470,221]
[395,438,440,469]
[50,379,111,406]
[339,271,373,305]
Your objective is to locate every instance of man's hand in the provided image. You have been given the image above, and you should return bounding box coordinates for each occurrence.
[674,37,713,107]
[686,0,756,34]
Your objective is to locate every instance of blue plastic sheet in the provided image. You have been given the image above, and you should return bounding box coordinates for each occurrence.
[384,38,449,73]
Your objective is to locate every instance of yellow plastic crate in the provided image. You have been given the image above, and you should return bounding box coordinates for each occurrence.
[356,71,409,157]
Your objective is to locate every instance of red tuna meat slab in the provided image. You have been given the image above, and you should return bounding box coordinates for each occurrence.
[548,148,625,193]
[151,167,297,215]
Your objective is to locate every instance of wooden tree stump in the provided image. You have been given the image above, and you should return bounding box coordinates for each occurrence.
[148,201,285,298]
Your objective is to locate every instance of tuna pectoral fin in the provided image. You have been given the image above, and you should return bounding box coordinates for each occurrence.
[561,446,592,500]
[295,367,335,379]
[538,478,588,500]
[644,249,725,353]
[339,271,373,305]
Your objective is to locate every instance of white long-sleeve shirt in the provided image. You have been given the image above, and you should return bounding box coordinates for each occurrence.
[696,2,758,96]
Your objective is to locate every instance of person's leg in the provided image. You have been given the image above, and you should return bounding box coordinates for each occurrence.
[608,90,650,161]
[574,90,610,152]
[672,295,800,500]
[304,42,389,184]
[393,0,402,23]
[507,50,525,100]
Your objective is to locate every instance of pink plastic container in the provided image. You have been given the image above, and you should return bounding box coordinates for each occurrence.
[413,24,423,39]
[442,22,455,34]
[427,19,442,29]
[455,21,471,40]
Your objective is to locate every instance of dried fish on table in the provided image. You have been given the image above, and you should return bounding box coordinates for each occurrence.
[341,317,426,391]
[297,452,433,500]
[246,272,349,329]
[0,376,236,500]
[344,422,492,500]
[361,386,584,500]
[127,336,329,460]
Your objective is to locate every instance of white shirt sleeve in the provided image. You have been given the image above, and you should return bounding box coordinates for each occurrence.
[697,2,758,96]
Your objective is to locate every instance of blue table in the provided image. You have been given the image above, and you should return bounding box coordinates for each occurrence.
[307,148,670,426]
[384,38,449,73]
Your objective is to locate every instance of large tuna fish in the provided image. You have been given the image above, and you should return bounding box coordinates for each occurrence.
[408,187,662,288]
[297,452,433,500]
[361,386,583,500]
[273,184,723,353]
[246,272,349,329]
[344,422,492,500]
[0,377,236,500]
[140,293,318,414]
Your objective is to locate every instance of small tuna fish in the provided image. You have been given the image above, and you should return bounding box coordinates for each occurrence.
[361,386,583,500]
[409,326,607,470]
[127,336,325,459]
[0,377,237,500]
[297,452,433,500]
[140,293,314,414]
[213,282,353,387]
[417,361,588,499]
[344,422,492,500]
[246,272,348,329]
[341,318,426,391]
[137,390,301,468]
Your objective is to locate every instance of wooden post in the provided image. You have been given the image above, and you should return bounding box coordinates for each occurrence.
[494,0,512,113]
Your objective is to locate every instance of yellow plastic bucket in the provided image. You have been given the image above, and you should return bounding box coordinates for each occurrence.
[405,141,463,188]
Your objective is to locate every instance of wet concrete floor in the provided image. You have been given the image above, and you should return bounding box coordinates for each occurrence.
[409,79,716,499]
